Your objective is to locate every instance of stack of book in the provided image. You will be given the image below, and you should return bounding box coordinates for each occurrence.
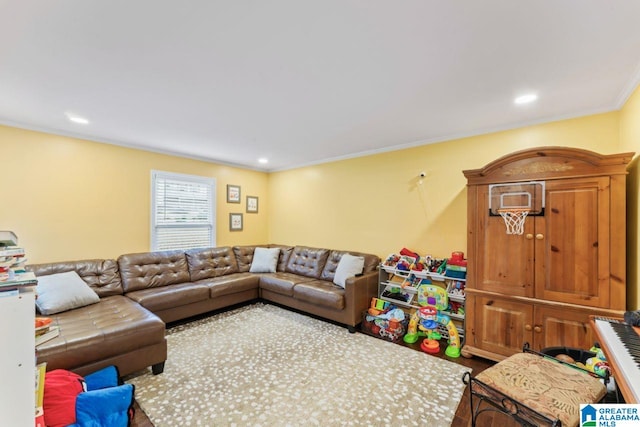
[35,317,59,347]
[0,246,28,281]
[0,231,35,289]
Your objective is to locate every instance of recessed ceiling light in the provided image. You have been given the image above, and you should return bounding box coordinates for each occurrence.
[514,94,538,105]
[65,112,89,124]
[258,158,268,164]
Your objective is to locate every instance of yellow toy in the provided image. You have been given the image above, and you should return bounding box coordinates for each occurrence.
[403,283,461,358]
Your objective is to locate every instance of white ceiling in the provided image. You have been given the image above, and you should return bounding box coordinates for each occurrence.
[2,1,640,171]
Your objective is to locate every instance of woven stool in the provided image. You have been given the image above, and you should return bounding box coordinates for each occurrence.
[463,351,607,427]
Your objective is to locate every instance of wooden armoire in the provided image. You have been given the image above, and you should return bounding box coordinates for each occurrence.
[461,147,634,361]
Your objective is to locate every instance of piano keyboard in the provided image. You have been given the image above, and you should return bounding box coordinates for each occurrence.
[594,317,640,403]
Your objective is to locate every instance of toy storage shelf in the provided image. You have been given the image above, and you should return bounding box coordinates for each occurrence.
[378,265,466,338]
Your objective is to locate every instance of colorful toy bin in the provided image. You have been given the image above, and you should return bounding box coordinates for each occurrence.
[361,311,409,343]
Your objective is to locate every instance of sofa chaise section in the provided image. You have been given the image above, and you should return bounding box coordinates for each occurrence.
[28,259,167,377]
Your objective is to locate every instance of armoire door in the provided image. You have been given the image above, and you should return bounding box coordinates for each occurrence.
[533,305,596,352]
[472,185,535,298]
[534,177,610,308]
[473,295,534,358]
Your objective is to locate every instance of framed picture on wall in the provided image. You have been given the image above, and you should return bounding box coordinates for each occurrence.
[246,196,259,213]
[227,185,241,203]
[229,213,243,231]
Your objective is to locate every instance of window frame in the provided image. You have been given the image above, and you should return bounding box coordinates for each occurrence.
[150,170,216,251]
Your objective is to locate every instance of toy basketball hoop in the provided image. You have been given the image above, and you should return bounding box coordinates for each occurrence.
[489,181,545,235]
[498,208,529,235]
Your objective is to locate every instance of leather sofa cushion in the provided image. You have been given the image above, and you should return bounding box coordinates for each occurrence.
[259,272,315,296]
[233,245,261,272]
[233,245,293,273]
[320,250,380,282]
[186,246,239,281]
[293,281,345,310]
[36,295,165,370]
[195,272,260,298]
[285,246,329,279]
[28,259,123,298]
[271,245,293,272]
[125,282,210,312]
[118,250,190,292]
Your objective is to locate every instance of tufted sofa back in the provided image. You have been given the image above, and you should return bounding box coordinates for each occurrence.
[232,244,293,273]
[285,246,330,279]
[27,259,123,298]
[118,250,190,292]
[186,246,239,281]
[319,250,380,282]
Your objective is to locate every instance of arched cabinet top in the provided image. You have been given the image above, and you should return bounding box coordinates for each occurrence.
[463,146,635,185]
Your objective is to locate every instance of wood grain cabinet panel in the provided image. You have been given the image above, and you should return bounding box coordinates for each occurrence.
[461,147,633,361]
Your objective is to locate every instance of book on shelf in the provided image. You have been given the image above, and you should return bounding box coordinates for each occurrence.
[0,271,37,288]
[0,247,26,257]
[35,362,47,427]
[36,326,59,347]
[0,243,33,290]
[0,230,18,247]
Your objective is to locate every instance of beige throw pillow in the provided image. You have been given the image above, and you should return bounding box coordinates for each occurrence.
[35,271,100,315]
[249,247,280,273]
[333,254,365,288]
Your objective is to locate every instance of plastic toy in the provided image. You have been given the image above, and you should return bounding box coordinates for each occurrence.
[400,247,420,260]
[364,298,407,342]
[585,357,610,377]
[368,297,390,315]
[366,308,404,339]
[417,282,446,308]
[403,284,461,358]
[383,251,449,274]
[447,251,467,267]
[383,254,400,267]
[589,345,607,361]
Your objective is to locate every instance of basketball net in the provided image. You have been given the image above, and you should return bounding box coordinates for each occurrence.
[498,208,529,235]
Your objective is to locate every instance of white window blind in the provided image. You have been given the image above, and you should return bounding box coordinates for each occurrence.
[151,171,216,251]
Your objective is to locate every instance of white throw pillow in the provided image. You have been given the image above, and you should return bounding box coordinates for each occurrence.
[249,247,281,273]
[333,254,365,288]
[35,271,100,315]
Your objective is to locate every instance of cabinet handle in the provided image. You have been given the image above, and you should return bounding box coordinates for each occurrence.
[526,234,534,240]
[525,324,532,331]
[534,326,542,333]
[535,234,544,240]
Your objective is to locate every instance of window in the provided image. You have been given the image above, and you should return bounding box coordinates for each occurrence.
[151,171,216,251]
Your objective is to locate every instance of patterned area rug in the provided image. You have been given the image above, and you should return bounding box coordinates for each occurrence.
[127,303,470,426]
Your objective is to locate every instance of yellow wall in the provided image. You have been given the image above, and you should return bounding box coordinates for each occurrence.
[269,112,621,260]
[620,84,640,310]
[0,126,269,263]
[2,90,638,309]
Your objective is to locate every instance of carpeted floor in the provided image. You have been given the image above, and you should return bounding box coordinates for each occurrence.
[126,303,471,426]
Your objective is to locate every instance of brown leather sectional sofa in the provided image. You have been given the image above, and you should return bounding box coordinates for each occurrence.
[29,245,380,378]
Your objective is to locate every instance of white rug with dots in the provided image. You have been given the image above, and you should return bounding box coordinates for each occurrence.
[127,303,470,426]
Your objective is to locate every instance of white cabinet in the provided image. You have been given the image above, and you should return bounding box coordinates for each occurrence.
[0,287,36,426]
